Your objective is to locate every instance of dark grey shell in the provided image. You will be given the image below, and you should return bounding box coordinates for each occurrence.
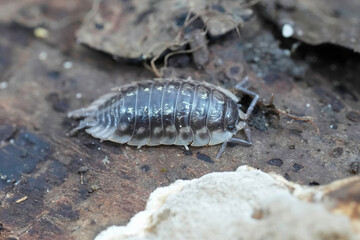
[68,78,241,147]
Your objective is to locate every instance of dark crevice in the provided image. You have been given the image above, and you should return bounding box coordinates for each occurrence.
[253,5,360,94]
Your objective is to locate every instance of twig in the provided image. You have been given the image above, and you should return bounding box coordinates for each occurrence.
[267,95,320,134]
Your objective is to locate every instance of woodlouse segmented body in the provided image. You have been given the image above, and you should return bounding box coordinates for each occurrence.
[68,78,259,158]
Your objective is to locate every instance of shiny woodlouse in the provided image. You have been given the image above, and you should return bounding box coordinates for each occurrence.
[68,78,258,158]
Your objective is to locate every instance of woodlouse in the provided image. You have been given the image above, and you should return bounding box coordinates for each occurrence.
[68,78,258,158]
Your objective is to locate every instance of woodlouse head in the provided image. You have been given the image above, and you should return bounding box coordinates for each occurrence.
[224,101,240,134]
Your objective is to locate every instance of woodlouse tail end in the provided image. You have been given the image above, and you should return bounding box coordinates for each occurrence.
[68,92,118,119]
[67,108,96,119]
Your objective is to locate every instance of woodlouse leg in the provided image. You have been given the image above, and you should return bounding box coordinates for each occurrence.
[235,76,251,89]
[216,141,228,159]
[216,123,252,159]
[228,124,252,146]
[235,81,259,120]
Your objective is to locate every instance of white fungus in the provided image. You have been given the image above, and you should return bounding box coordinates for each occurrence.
[38,51,48,61]
[282,24,294,38]
[34,27,49,39]
[63,61,73,69]
[76,93,83,99]
[95,166,359,240]
[0,81,8,90]
[102,156,110,165]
